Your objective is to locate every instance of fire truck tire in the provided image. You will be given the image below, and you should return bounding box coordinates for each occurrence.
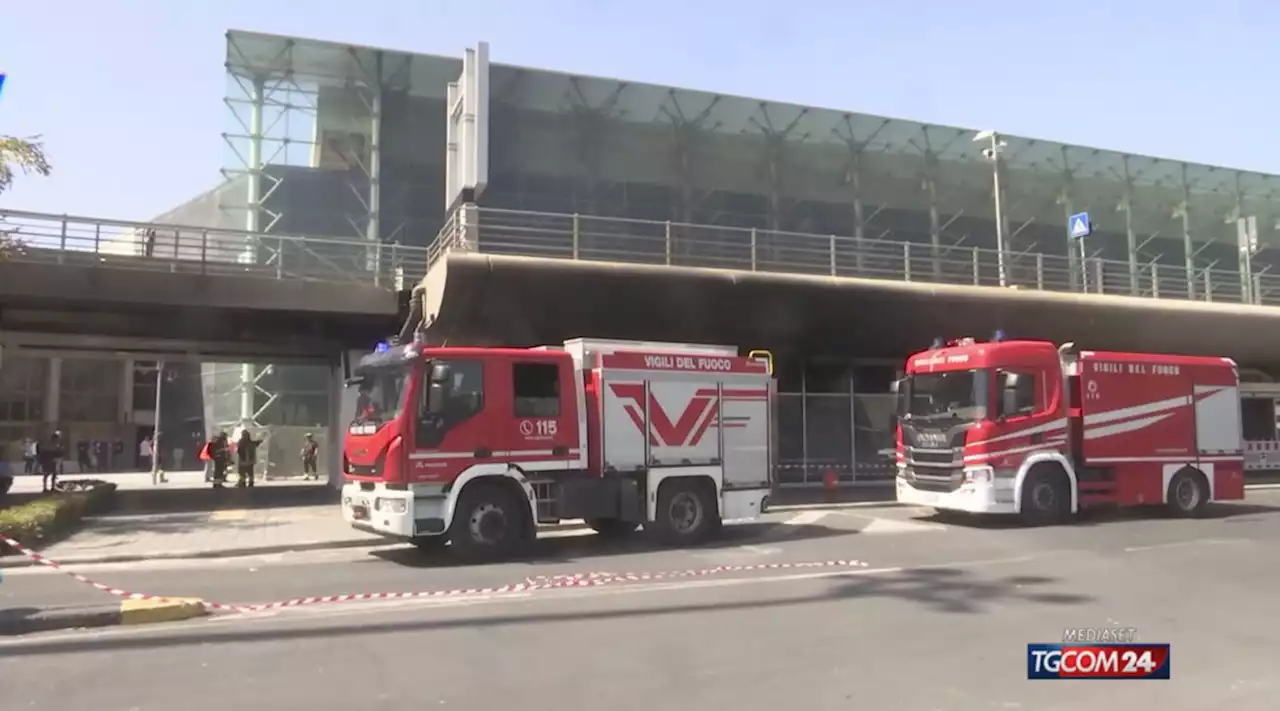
[645,478,720,546]
[1019,466,1070,526]
[0,476,11,498]
[1165,468,1209,518]
[448,481,531,561]
[587,518,640,537]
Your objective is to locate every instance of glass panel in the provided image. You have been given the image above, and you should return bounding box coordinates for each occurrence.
[804,394,853,483]
[854,393,897,481]
[776,393,805,484]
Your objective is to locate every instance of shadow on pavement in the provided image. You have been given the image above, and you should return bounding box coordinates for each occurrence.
[0,564,1093,657]
[913,501,1280,530]
[369,521,850,569]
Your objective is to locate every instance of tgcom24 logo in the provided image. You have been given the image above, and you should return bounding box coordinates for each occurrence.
[0,72,7,102]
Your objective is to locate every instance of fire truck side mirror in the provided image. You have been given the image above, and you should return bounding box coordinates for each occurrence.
[998,372,1021,419]
[426,381,446,416]
[430,363,451,383]
[891,378,907,418]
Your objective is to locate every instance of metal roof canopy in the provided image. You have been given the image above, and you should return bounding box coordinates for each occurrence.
[222,30,1280,255]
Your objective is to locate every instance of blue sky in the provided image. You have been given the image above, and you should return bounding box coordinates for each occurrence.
[2,0,1277,220]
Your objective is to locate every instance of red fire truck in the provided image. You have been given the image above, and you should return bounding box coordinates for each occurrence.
[341,338,774,559]
[893,337,1245,522]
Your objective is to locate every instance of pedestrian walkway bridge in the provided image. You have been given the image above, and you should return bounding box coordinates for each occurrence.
[7,205,1280,365]
[0,209,428,353]
[420,206,1280,366]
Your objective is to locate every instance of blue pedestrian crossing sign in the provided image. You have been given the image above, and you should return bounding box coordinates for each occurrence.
[1068,212,1092,239]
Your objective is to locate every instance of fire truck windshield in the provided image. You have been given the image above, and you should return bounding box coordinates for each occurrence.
[903,369,989,423]
[351,366,411,426]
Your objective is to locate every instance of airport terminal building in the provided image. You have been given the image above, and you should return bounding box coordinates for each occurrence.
[8,29,1280,484]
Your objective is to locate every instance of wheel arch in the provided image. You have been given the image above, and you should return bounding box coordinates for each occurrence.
[1013,452,1078,514]
[1163,463,1213,505]
[442,464,538,534]
[646,466,723,522]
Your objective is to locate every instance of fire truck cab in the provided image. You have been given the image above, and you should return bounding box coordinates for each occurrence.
[341,338,774,559]
[893,337,1245,523]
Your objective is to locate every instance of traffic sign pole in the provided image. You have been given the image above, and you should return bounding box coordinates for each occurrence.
[1069,212,1093,293]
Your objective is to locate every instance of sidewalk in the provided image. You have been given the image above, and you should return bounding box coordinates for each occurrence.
[0,505,381,568]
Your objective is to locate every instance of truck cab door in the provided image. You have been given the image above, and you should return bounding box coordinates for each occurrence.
[505,357,579,468]
[993,367,1058,465]
[410,358,489,481]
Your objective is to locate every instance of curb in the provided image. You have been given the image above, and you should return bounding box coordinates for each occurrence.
[119,597,208,626]
[0,597,207,636]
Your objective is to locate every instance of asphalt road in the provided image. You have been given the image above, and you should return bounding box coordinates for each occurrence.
[4,494,1280,710]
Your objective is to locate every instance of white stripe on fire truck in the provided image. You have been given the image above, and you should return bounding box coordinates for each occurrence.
[1083,412,1176,440]
[963,438,1068,463]
[408,449,581,461]
[968,418,1067,447]
[1083,395,1192,426]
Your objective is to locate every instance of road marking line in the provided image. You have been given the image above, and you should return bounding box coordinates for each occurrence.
[1122,538,1246,553]
[783,511,830,526]
[209,510,248,522]
[859,517,947,535]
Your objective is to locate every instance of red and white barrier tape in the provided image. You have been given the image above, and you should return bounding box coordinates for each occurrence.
[0,534,869,614]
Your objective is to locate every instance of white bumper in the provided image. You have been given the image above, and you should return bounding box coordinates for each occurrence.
[341,483,416,538]
[895,473,1018,514]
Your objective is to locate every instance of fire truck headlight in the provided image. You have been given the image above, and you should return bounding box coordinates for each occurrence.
[965,466,994,484]
[377,498,407,514]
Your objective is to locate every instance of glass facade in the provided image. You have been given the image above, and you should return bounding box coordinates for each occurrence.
[221,30,1280,304]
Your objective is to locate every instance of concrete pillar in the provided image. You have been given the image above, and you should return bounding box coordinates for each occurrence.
[327,359,344,489]
[44,356,62,426]
[119,358,135,423]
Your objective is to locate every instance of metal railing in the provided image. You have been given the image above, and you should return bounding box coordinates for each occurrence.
[0,209,434,289]
[433,206,1280,307]
[9,204,1278,309]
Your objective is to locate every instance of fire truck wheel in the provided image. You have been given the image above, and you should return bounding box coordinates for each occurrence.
[0,476,11,497]
[646,479,719,546]
[1019,467,1070,526]
[1166,468,1209,517]
[587,518,640,537]
[449,481,530,560]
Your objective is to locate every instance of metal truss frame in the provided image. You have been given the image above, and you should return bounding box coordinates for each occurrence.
[563,78,629,215]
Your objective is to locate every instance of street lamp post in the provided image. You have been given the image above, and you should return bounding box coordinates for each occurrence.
[974,130,1009,287]
[151,360,168,485]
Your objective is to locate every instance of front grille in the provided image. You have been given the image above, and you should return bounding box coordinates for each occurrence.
[908,448,959,466]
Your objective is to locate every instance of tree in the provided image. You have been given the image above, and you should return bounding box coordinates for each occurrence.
[0,135,52,259]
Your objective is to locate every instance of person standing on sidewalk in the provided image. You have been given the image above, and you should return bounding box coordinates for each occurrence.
[38,431,65,493]
[21,437,37,475]
[139,435,154,473]
[300,433,320,481]
[235,429,261,488]
[210,432,231,488]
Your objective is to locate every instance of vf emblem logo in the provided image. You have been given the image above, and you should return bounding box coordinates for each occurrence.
[608,384,719,447]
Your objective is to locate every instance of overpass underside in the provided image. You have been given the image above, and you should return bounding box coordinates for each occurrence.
[422,252,1280,369]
